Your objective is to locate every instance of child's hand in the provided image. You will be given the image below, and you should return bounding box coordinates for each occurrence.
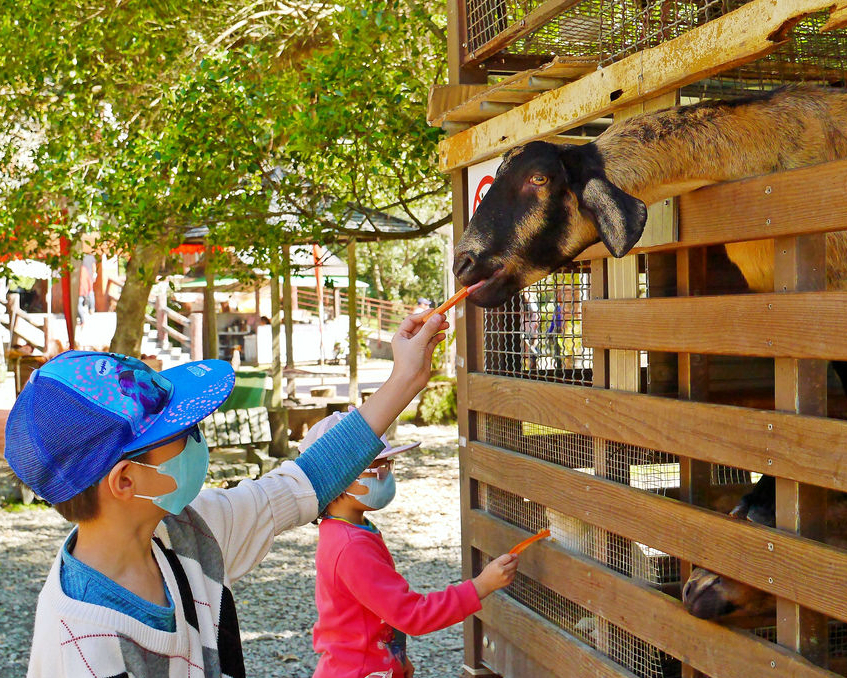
[389,312,450,395]
[472,553,519,600]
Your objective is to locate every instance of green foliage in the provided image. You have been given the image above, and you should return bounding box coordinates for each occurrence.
[0,0,449,274]
[354,233,447,304]
[415,378,457,425]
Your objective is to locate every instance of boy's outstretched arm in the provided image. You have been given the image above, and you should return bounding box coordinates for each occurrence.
[357,312,449,436]
[292,312,449,510]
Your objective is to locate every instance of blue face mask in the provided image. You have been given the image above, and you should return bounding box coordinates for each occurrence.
[349,471,396,510]
[131,427,209,515]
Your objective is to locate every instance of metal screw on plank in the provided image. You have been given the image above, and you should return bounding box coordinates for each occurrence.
[767,542,773,551]
[768,577,774,584]
[771,661,776,668]
[768,458,773,465]
[765,186,772,194]
[767,303,772,309]
[766,218,771,225]
[482,635,490,648]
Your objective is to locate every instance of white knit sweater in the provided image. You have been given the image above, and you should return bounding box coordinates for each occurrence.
[27,459,318,678]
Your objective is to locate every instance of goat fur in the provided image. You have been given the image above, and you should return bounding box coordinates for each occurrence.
[455,85,847,306]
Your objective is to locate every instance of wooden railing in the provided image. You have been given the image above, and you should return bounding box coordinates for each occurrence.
[148,293,201,359]
[296,287,416,335]
[6,293,47,354]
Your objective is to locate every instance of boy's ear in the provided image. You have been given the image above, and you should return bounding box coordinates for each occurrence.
[105,460,136,501]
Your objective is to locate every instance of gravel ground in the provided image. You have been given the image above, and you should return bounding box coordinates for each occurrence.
[0,423,465,678]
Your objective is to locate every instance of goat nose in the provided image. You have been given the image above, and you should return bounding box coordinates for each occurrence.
[453,250,477,280]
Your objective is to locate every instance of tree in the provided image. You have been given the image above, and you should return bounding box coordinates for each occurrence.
[0,0,450,354]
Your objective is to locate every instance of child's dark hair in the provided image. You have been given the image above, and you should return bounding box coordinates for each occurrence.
[52,483,100,522]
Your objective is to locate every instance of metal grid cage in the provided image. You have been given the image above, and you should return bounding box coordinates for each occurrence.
[483,263,592,385]
[466,1,847,95]
[478,413,681,588]
[481,554,683,678]
[465,0,604,58]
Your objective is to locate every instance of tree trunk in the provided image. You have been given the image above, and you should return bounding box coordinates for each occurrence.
[109,241,167,356]
[348,238,358,405]
[202,243,219,360]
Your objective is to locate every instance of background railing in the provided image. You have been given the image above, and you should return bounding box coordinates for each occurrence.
[296,287,416,335]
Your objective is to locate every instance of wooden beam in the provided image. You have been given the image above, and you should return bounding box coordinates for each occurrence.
[476,592,638,678]
[468,441,847,622]
[583,291,847,360]
[467,373,847,493]
[428,56,596,127]
[471,511,841,678]
[463,0,583,65]
[577,157,847,260]
[438,0,836,171]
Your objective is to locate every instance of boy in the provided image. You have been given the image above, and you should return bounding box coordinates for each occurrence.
[5,312,448,678]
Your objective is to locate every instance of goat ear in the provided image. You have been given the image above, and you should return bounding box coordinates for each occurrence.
[578,176,648,257]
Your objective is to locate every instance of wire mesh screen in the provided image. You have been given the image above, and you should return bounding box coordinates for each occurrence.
[600,0,732,66]
[483,263,592,385]
[480,553,683,678]
[465,0,604,58]
[465,1,847,97]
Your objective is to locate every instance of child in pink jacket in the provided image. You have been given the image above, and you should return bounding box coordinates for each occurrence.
[307,413,519,678]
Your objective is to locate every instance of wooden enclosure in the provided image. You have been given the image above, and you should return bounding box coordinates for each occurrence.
[433,1,847,677]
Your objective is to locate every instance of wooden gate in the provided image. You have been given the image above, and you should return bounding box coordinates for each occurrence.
[433,1,847,676]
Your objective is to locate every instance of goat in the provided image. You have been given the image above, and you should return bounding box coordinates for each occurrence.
[454,85,847,308]
[683,476,847,619]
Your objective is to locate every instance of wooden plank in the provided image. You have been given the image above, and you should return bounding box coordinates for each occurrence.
[774,235,830,666]
[582,291,847,360]
[478,622,557,677]
[471,511,841,678]
[468,372,847,493]
[468,441,847,622]
[476,591,637,678]
[438,0,835,171]
[429,56,597,127]
[463,0,583,66]
[577,157,847,261]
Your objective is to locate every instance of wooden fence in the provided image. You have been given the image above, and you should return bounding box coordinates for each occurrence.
[442,1,847,677]
[296,287,416,335]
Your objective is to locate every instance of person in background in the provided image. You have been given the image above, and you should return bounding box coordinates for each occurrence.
[412,297,431,315]
[308,412,519,678]
[77,254,96,325]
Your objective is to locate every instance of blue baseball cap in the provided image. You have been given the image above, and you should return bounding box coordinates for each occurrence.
[4,351,235,504]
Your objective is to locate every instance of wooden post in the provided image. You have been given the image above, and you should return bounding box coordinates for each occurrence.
[189,312,203,361]
[774,234,828,668]
[677,247,710,678]
[348,238,359,405]
[282,245,296,401]
[202,244,218,360]
[156,292,168,349]
[333,287,341,319]
[376,306,383,347]
[271,254,283,409]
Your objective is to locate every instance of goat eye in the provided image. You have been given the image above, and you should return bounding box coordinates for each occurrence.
[529,175,548,186]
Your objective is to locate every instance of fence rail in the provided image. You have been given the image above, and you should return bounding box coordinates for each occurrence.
[296,287,416,335]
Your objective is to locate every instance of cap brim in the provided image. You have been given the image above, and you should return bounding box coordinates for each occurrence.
[124,360,235,452]
[375,441,421,459]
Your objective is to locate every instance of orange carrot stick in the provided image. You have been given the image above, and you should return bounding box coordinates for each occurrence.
[422,280,485,322]
[509,528,551,555]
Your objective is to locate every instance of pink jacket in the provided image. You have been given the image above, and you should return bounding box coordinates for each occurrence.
[313,518,481,678]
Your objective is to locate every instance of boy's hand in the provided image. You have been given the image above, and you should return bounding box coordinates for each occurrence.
[389,312,450,395]
[357,312,449,436]
[472,553,519,600]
